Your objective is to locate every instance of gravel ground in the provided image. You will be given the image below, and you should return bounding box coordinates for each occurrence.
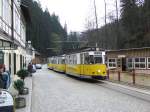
[31,67,150,112]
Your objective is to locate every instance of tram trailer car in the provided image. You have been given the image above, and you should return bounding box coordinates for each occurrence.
[48,56,66,73]
[65,51,107,79]
[47,57,54,70]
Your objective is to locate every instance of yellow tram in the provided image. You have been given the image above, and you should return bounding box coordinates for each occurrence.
[48,55,66,73]
[47,50,107,79]
[47,57,54,70]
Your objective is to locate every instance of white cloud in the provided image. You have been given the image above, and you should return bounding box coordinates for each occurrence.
[39,0,120,32]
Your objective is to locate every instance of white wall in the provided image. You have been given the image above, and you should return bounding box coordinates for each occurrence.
[13,0,26,47]
[0,0,12,37]
[0,0,29,76]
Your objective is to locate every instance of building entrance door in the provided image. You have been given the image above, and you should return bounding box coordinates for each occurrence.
[122,58,126,71]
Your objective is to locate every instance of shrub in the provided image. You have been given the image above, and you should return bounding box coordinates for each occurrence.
[14,80,24,94]
[17,69,28,81]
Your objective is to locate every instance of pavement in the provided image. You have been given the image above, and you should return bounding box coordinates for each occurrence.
[14,65,150,112]
[15,76,32,112]
[100,80,150,102]
[31,67,150,112]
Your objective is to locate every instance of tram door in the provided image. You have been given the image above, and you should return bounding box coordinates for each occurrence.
[122,58,127,71]
[80,53,84,75]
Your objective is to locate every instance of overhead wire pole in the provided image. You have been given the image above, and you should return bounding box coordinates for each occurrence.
[116,0,119,49]
[116,0,119,24]
[104,0,107,49]
[93,0,98,48]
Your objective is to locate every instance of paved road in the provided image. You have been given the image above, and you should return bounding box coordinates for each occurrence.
[31,67,150,112]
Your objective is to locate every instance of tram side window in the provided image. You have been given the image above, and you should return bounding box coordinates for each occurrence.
[66,56,69,64]
[73,55,77,64]
[80,54,84,64]
[85,56,90,64]
[62,59,65,64]
[70,55,73,64]
[69,56,71,64]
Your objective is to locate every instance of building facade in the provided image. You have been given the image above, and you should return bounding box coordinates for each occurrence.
[106,47,150,74]
[0,0,32,76]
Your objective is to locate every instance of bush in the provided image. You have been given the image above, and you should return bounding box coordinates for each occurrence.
[17,69,29,81]
[14,80,24,94]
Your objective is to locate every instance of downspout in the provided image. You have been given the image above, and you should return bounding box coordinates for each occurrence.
[11,0,14,43]
[11,0,14,75]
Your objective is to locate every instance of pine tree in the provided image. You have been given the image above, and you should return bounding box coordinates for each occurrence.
[21,0,68,56]
[121,0,139,35]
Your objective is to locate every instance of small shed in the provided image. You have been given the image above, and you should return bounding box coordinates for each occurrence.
[106,47,150,74]
[32,51,42,64]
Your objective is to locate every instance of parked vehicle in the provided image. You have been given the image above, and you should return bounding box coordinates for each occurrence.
[35,64,42,69]
[0,90,14,111]
[32,65,36,73]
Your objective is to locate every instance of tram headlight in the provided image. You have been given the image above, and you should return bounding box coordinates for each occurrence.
[98,70,101,73]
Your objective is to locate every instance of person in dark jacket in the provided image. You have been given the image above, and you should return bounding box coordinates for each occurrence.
[0,64,4,89]
[0,75,4,88]
[28,63,33,76]
[0,64,11,89]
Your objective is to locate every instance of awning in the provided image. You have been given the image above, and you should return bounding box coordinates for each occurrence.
[0,35,17,50]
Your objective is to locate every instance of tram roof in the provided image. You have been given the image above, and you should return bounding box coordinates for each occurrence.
[106,47,150,52]
[65,47,105,55]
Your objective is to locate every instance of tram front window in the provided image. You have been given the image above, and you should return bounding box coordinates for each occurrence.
[85,55,102,64]
[94,56,102,64]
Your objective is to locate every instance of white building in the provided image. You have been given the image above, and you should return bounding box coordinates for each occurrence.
[0,0,32,76]
[26,41,35,66]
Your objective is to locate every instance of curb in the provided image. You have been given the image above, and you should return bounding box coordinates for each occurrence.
[16,77,33,112]
[99,80,150,102]
[28,77,32,112]
[102,80,150,95]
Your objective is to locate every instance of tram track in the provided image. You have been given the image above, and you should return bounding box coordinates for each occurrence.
[97,80,150,103]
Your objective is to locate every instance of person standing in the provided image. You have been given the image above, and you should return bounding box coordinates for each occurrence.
[0,64,10,89]
[2,64,11,89]
[0,65,4,89]
[28,63,33,76]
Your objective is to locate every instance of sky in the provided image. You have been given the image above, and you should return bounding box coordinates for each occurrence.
[39,0,120,32]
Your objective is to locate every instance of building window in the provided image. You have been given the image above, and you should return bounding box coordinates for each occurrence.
[127,58,134,69]
[0,0,2,17]
[108,58,117,68]
[0,51,4,64]
[147,58,150,69]
[117,58,121,68]
[134,57,146,69]
[3,0,11,26]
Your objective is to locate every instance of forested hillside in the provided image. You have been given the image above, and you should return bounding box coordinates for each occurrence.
[22,0,150,56]
[83,0,150,50]
[21,0,67,56]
